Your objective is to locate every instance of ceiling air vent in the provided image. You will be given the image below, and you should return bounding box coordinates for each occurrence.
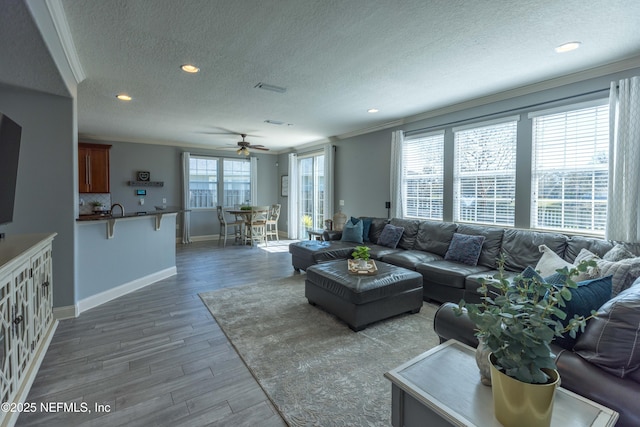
[264,119,285,125]
[254,82,287,94]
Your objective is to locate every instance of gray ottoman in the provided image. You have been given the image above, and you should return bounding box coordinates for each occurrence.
[305,260,423,331]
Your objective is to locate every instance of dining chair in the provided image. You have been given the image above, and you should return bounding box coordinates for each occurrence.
[266,204,281,241]
[245,205,270,247]
[216,206,243,247]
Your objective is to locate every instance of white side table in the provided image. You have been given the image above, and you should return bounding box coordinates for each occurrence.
[384,339,618,427]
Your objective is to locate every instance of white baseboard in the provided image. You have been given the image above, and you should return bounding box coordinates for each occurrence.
[190,234,218,242]
[53,305,78,320]
[76,266,177,315]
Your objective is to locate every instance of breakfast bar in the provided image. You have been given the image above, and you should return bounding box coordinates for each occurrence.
[75,208,181,313]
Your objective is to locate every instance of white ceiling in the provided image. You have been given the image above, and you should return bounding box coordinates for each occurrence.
[3,0,640,153]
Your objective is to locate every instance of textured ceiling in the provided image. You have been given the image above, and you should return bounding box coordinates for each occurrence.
[4,1,640,152]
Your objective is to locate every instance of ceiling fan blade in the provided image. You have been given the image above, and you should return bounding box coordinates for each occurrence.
[250,146,270,151]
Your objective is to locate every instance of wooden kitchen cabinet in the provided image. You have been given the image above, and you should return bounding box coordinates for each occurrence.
[79,143,111,193]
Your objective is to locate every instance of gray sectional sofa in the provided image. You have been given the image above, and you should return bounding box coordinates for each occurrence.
[289,217,624,304]
[290,217,640,425]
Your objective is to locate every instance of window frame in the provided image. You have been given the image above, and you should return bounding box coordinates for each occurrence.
[453,116,519,226]
[187,155,251,210]
[529,99,609,236]
[402,130,445,220]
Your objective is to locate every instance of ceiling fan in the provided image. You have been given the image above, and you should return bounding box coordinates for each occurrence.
[235,134,269,156]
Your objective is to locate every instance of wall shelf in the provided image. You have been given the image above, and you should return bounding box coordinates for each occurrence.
[127,181,164,187]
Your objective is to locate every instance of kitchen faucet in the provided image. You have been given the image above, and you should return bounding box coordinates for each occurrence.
[111,203,125,217]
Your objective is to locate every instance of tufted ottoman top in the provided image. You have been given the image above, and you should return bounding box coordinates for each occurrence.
[306,260,422,305]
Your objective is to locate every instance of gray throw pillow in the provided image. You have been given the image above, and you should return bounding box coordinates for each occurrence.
[444,233,485,266]
[377,224,404,249]
[603,244,635,262]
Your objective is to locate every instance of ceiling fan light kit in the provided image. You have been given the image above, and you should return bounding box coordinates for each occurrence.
[235,133,269,155]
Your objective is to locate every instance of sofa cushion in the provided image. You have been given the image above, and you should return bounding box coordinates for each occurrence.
[574,284,640,378]
[417,260,491,289]
[564,235,613,263]
[390,218,420,250]
[366,244,402,260]
[368,218,389,244]
[377,224,404,248]
[380,250,443,270]
[414,220,458,256]
[341,218,364,243]
[444,233,485,266]
[456,224,504,269]
[501,229,567,272]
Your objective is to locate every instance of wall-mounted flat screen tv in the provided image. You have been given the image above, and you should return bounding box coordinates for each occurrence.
[0,113,22,226]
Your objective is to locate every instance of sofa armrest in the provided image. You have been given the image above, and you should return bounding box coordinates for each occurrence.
[433,302,479,348]
[323,230,342,241]
[555,350,640,427]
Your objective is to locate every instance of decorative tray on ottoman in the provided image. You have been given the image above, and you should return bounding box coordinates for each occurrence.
[347,259,378,275]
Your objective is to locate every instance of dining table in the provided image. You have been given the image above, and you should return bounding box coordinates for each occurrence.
[225,207,270,245]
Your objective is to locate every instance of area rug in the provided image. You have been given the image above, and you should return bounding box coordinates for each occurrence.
[199,275,441,427]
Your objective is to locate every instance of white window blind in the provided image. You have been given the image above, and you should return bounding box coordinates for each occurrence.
[454,119,517,226]
[403,132,444,220]
[223,158,250,207]
[530,103,609,234]
[189,156,218,208]
[189,156,252,209]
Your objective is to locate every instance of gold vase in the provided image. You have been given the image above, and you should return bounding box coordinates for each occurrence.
[489,354,559,427]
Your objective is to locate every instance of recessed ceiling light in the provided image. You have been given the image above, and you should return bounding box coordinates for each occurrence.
[181,64,200,73]
[368,108,379,113]
[116,94,132,101]
[555,41,581,53]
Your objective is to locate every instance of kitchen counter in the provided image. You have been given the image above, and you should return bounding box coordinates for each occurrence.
[76,206,184,239]
[77,205,183,221]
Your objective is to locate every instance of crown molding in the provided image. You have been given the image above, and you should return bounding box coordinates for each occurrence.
[312,55,640,145]
[45,0,86,84]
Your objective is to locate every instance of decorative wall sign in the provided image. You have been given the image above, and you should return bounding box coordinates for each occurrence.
[137,171,150,181]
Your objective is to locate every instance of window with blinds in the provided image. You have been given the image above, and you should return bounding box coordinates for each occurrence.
[188,156,252,209]
[453,118,518,226]
[403,132,444,220]
[530,102,609,235]
[189,156,219,208]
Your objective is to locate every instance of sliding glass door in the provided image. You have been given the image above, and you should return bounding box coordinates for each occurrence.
[298,153,325,237]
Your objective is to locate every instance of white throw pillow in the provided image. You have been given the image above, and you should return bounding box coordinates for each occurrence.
[535,244,573,277]
[535,245,592,282]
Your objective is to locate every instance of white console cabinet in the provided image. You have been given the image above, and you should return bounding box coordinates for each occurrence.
[0,234,57,427]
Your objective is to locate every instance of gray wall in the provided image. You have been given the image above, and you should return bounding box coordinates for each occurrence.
[279,66,640,231]
[90,140,281,238]
[0,83,76,308]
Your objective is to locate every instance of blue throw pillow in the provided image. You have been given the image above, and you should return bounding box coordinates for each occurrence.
[444,233,485,266]
[553,275,612,349]
[377,224,404,248]
[362,218,372,242]
[341,219,364,243]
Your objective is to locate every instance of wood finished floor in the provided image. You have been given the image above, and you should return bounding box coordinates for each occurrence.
[18,239,297,427]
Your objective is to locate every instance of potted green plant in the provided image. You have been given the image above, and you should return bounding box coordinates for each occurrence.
[351,245,370,269]
[455,255,596,427]
[90,201,106,213]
